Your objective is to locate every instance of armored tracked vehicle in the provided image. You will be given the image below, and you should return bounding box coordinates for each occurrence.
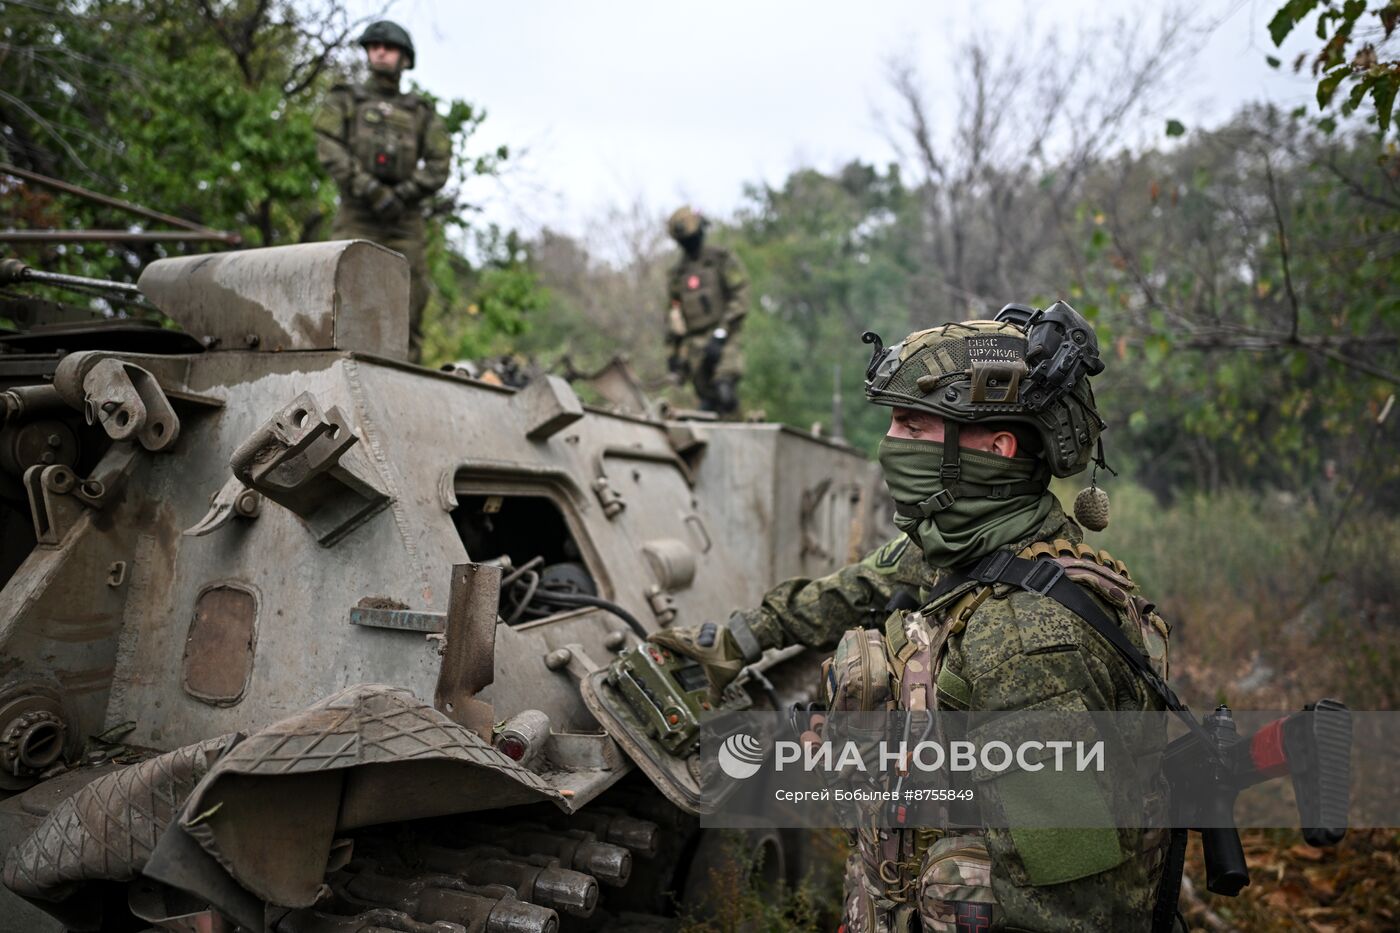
[0,242,882,931]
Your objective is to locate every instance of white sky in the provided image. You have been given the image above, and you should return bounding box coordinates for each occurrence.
[363,0,1322,243]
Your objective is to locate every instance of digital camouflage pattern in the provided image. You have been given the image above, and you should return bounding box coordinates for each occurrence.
[314,71,450,361]
[656,305,1167,928]
[733,525,933,652]
[665,242,750,409]
[741,502,1174,931]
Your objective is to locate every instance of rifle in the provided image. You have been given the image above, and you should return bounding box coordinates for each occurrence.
[1154,699,1351,929]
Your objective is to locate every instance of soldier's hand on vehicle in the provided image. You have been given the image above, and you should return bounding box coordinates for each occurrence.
[648,615,761,704]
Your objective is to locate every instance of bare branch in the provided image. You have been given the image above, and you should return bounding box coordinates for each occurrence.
[1320,148,1400,211]
[0,89,92,175]
[1261,153,1303,342]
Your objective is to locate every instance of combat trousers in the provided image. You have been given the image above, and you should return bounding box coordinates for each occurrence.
[332,206,429,362]
[672,332,744,417]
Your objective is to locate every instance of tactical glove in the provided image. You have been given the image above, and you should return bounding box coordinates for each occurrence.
[369,186,404,220]
[649,614,762,704]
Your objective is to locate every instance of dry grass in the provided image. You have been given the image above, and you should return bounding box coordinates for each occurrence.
[1074,481,1400,709]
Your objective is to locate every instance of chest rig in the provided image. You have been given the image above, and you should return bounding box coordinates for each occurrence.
[891,539,1169,709]
[672,252,727,334]
[826,540,1170,932]
[349,87,424,185]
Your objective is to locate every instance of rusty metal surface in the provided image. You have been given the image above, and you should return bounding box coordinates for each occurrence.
[184,476,261,537]
[229,390,390,545]
[0,258,145,295]
[78,357,181,451]
[136,241,408,358]
[182,584,259,706]
[436,563,500,712]
[0,230,239,244]
[349,606,445,633]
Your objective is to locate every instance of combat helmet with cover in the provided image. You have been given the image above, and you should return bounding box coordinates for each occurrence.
[358,20,416,69]
[863,301,1107,486]
[667,206,705,242]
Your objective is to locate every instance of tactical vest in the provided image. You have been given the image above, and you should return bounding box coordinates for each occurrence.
[822,541,1171,933]
[670,248,731,335]
[348,85,427,185]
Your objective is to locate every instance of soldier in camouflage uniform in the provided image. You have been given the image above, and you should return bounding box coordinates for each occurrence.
[664,207,750,415]
[655,305,1178,931]
[314,20,451,362]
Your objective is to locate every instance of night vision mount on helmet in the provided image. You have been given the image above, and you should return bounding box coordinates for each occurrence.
[861,300,1108,482]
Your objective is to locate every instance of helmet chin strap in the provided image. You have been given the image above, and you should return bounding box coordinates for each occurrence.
[940,419,963,487]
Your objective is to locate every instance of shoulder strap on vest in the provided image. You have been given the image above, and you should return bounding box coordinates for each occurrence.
[952,549,1204,933]
[952,551,1218,756]
[961,553,1177,705]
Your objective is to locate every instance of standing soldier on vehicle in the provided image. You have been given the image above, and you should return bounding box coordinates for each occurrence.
[315,20,451,362]
[664,206,750,416]
[655,304,1182,931]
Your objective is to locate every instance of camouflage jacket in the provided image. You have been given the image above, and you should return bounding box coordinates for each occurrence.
[737,502,1173,931]
[314,76,451,208]
[666,244,749,339]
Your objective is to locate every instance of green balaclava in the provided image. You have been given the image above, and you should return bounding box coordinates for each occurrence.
[878,436,1054,568]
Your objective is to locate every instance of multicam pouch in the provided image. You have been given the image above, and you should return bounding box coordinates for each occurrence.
[917,834,996,932]
[822,627,896,712]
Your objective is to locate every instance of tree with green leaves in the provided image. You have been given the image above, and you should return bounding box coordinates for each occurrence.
[1269,0,1400,135]
[1,0,542,357]
[732,162,919,451]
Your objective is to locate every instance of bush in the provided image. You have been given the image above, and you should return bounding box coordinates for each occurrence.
[1060,480,1400,708]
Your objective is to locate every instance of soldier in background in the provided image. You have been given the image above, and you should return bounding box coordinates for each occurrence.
[315,20,450,362]
[665,206,750,415]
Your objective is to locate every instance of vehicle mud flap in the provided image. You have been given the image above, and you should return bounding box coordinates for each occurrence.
[141,819,266,932]
[581,667,724,816]
[0,734,238,932]
[161,685,569,912]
